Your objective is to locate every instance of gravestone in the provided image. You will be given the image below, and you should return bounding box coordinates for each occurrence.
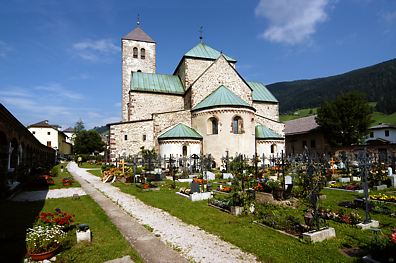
[388,167,393,176]
[338,177,350,183]
[389,175,396,188]
[206,171,215,180]
[223,173,234,179]
[285,175,292,185]
[190,181,200,193]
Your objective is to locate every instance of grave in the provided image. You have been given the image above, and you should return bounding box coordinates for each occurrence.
[373,185,387,191]
[206,171,215,180]
[302,227,336,243]
[339,177,350,183]
[357,220,380,230]
[352,176,361,182]
[223,173,233,179]
[389,175,396,188]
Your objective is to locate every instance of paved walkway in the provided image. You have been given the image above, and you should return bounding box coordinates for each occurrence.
[11,187,86,202]
[67,162,258,263]
[67,162,187,263]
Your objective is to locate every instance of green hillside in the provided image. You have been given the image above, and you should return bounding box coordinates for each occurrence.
[280,107,396,126]
[268,58,396,114]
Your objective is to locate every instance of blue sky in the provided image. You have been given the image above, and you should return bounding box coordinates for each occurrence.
[0,0,395,130]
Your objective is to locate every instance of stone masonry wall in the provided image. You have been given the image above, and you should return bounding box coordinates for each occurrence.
[184,58,213,88]
[128,92,184,121]
[190,56,252,108]
[152,110,192,151]
[122,39,156,121]
[109,120,154,159]
[253,102,279,121]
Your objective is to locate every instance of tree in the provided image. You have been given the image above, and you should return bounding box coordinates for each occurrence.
[74,130,105,154]
[73,119,85,135]
[316,92,373,146]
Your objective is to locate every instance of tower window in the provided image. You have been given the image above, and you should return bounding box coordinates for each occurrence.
[142,134,146,141]
[133,47,138,58]
[141,48,145,59]
[47,132,50,135]
[232,116,243,134]
[124,135,128,140]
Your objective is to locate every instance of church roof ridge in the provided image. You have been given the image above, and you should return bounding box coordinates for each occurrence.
[192,85,251,111]
[158,123,202,140]
[184,42,236,62]
[122,26,155,43]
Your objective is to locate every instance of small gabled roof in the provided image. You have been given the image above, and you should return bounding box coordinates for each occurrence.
[158,123,202,140]
[130,72,184,95]
[247,81,278,103]
[28,120,59,129]
[192,85,251,111]
[284,115,319,135]
[122,26,155,43]
[255,125,284,140]
[184,43,236,62]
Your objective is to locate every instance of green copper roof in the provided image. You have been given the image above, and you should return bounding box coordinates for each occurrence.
[184,43,236,62]
[158,123,202,140]
[255,125,283,139]
[247,81,278,103]
[192,85,250,111]
[131,72,184,95]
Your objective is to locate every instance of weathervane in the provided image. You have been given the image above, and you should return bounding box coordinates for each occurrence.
[199,26,203,43]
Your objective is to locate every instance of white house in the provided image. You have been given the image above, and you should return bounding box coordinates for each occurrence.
[367,124,396,144]
[28,120,72,157]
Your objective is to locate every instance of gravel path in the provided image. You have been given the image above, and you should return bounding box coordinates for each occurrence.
[67,162,258,263]
[11,187,86,202]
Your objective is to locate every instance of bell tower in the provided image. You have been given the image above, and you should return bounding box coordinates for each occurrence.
[121,21,156,121]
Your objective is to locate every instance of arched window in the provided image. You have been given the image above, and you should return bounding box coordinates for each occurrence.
[182,145,187,156]
[140,48,145,59]
[232,116,243,134]
[133,47,138,58]
[270,144,276,154]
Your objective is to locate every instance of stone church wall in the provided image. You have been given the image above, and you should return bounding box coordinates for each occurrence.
[109,120,154,159]
[152,110,192,150]
[122,39,156,121]
[190,56,252,108]
[253,102,279,121]
[128,92,184,121]
[176,58,213,89]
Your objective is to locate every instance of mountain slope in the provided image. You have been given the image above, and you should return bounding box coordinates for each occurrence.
[267,58,396,113]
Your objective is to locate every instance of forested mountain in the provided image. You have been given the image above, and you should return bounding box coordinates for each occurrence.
[267,58,396,113]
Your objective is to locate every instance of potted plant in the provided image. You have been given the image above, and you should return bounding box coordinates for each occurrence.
[26,225,66,260]
[267,179,283,200]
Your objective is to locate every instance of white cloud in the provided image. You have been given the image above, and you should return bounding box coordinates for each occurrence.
[33,83,83,100]
[382,10,396,23]
[255,0,330,45]
[72,39,120,62]
[0,40,12,58]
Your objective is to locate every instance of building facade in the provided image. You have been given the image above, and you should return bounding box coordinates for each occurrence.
[109,24,285,166]
[28,120,72,157]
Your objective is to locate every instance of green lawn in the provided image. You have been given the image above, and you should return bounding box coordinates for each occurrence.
[113,181,372,263]
[79,162,102,169]
[0,196,142,263]
[87,169,102,177]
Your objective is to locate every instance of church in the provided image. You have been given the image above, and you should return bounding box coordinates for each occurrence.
[108,23,285,166]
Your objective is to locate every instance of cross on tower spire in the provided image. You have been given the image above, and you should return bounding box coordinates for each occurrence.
[137,14,141,26]
[199,26,204,43]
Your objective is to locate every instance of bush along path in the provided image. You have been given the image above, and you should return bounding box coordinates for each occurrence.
[67,162,258,263]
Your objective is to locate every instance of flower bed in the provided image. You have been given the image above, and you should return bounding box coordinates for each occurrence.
[37,208,75,228]
[370,193,396,203]
[328,182,362,191]
[317,208,362,225]
[208,199,231,212]
[254,205,305,237]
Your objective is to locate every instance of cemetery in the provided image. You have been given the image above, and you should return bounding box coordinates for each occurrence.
[96,146,396,262]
